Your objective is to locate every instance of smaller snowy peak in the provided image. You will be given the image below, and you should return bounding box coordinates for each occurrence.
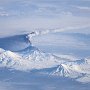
[50,64,83,79]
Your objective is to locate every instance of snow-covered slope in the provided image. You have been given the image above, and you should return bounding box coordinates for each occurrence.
[50,58,90,83]
[0,46,63,70]
[0,33,90,83]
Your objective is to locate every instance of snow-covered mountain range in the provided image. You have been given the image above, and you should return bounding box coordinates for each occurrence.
[0,33,90,83]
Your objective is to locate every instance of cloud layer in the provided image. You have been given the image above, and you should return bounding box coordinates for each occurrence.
[0,0,90,36]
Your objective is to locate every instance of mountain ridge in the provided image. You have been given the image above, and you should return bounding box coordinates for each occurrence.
[0,33,90,83]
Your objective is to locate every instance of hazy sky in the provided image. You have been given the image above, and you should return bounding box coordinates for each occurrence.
[0,0,90,36]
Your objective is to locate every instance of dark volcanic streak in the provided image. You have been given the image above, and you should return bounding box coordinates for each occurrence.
[0,34,31,51]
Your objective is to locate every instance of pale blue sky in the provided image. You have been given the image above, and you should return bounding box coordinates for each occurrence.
[0,0,90,36]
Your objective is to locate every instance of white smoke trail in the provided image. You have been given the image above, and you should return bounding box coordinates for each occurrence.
[27,24,90,41]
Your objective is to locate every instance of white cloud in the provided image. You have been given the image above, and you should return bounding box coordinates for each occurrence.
[0,6,10,17]
[74,6,90,11]
[0,0,90,36]
[53,25,90,34]
[60,11,73,16]
[0,11,9,16]
[31,30,90,50]
[27,24,90,43]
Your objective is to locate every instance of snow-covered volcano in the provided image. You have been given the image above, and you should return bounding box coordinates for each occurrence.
[0,33,90,83]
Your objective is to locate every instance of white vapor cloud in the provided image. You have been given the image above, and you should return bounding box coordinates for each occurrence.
[0,11,9,16]
[73,5,90,11]
[27,24,90,41]
[77,6,90,10]
[0,0,90,37]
